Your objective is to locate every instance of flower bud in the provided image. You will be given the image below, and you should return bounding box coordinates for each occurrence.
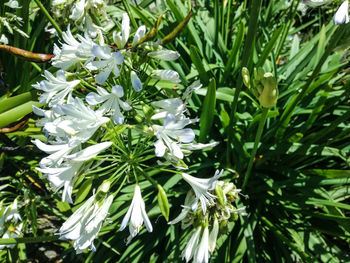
[157,184,170,221]
[242,67,250,88]
[208,216,219,253]
[252,68,278,108]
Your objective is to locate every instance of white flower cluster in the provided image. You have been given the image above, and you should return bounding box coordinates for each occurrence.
[32,12,224,257]
[169,177,246,263]
[0,200,23,250]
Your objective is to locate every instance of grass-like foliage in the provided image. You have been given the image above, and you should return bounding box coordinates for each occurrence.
[0,0,349,262]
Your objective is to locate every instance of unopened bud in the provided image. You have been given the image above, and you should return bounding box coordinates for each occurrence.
[215,184,225,207]
[242,67,250,88]
[157,184,170,221]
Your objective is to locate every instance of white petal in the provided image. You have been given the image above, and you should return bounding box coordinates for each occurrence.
[121,13,130,47]
[132,25,146,46]
[148,50,180,61]
[154,139,166,157]
[111,85,124,98]
[68,142,111,162]
[131,71,142,92]
[92,45,111,60]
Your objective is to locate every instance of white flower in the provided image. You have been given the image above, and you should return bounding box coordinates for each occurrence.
[194,225,209,263]
[91,45,124,84]
[151,98,187,120]
[333,1,349,25]
[120,185,153,244]
[4,0,21,8]
[53,97,110,143]
[0,199,21,224]
[168,191,196,227]
[86,85,132,124]
[148,49,180,61]
[153,114,196,159]
[33,70,80,106]
[113,13,130,49]
[181,170,223,214]
[0,200,23,250]
[51,26,96,70]
[132,25,146,47]
[208,217,219,253]
[0,34,9,44]
[59,193,113,253]
[32,139,78,168]
[36,142,111,203]
[151,69,181,83]
[131,71,143,92]
[0,223,23,250]
[182,226,202,262]
[70,0,85,21]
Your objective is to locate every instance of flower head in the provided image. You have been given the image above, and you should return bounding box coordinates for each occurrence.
[181,170,223,214]
[120,185,153,244]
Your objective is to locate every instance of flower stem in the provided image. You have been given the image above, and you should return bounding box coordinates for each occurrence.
[33,0,62,36]
[242,107,269,190]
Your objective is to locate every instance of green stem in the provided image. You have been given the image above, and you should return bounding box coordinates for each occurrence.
[33,0,62,36]
[0,235,59,245]
[242,107,269,190]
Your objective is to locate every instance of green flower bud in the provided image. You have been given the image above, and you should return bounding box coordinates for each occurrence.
[157,184,170,221]
[242,67,250,88]
[252,68,278,108]
[258,73,278,108]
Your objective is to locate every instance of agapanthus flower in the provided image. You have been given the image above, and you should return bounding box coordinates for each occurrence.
[152,98,187,120]
[53,97,110,143]
[90,45,124,84]
[36,142,111,203]
[151,69,181,83]
[181,170,223,214]
[51,26,96,70]
[153,114,197,159]
[131,71,143,92]
[182,226,202,262]
[33,70,80,106]
[120,185,153,244]
[86,85,132,124]
[333,1,349,25]
[148,49,181,61]
[59,183,113,253]
[0,200,23,250]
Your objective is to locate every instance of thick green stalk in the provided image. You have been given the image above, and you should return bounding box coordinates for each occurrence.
[242,107,269,190]
[33,0,62,36]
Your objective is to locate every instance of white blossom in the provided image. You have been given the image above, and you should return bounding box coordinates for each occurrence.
[86,85,132,124]
[33,70,80,106]
[181,170,223,214]
[333,1,349,25]
[182,226,202,262]
[51,26,96,69]
[148,49,180,61]
[120,185,153,244]
[131,71,143,92]
[53,97,110,143]
[90,45,124,84]
[151,69,181,83]
[151,98,187,120]
[59,192,113,253]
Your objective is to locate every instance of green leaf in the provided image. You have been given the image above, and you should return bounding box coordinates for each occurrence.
[190,45,209,84]
[199,78,216,142]
[74,178,93,205]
